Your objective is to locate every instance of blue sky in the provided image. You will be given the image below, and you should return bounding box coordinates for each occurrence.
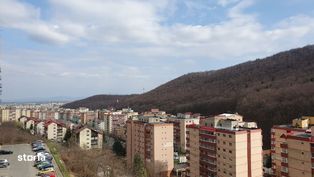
[1,0,314,102]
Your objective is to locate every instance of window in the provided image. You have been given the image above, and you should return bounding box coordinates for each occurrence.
[229,135,232,138]
[229,150,232,154]
[229,142,232,146]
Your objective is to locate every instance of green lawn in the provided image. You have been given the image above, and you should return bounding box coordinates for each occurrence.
[47,142,71,177]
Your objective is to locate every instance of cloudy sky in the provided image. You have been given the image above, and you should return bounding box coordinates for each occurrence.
[1,0,314,102]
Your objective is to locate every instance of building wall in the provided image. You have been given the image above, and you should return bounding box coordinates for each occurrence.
[127,120,174,177]
[287,138,312,177]
[271,127,307,177]
[79,128,92,149]
[1,109,10,122]
[47,123,58,140]
[179,118,199,153]
[187,127,200,177]
[150,123,174,177]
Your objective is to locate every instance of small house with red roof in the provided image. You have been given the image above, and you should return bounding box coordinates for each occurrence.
[45,119,67,142]
[74,126,103,150]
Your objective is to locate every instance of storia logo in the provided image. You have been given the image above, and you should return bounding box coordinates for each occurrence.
[17,153,46,162]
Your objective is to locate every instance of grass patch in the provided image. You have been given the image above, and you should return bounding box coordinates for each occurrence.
[47,141,71,177]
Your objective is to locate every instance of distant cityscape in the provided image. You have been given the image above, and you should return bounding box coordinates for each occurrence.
[1,103,313,177]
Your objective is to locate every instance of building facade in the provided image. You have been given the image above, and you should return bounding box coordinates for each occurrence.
[271,116,314,177]
[127,118,174,177]
[186,113,263,177]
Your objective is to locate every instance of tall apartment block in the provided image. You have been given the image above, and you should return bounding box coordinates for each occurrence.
[271,116,314,177]
[127,115,174,177]
[186,113,263,177]
[168,112,200,153]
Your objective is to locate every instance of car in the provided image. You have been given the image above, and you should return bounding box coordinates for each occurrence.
[36,151,50,156]
[0,150,13,155]
[37,168,55,175]
[33,146,45,152]
[32,143,43,147]
[34,161,51,167]
[0,159,9,168]
[38,163,54,170]
[40,172,56,177]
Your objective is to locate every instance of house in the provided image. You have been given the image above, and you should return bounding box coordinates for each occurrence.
[74,126,103,150]
[25,117,38,130]
[45,120,67,142]
[17,116,28,128]
[36,121,45,135]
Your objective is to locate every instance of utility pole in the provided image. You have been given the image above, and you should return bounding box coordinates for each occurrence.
[0,28,2,104]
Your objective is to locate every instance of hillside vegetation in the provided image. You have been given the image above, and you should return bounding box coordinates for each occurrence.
[63,45,314,148]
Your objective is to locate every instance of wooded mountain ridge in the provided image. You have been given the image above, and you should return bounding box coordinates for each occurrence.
[63,45,314,148]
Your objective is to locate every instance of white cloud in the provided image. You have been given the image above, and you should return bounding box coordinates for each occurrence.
[2,0,314,100]
[0,0,69,44]
[217,0,240,7]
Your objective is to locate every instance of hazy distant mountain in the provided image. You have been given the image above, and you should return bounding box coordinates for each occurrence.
[63,45,314,149]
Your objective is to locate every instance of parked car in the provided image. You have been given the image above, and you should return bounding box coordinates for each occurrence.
[33,146,45,152]
[0,150,13,155]
[0,159,9,168]
[34,161,51,167]
[32,143,44,148]
[40,172,56,177]
[38,168,55,175]
[32,140,43,144]
[38,163,54,171]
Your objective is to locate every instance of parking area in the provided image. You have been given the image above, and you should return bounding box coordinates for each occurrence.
[0,144,38,177]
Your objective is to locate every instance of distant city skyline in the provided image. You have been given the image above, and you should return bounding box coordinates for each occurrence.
[1,0,314,101]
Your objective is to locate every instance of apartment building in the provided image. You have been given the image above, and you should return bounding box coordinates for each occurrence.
[168,112,200,153]
[1,108,16,122]
[127,117,174,177]
[271,116,314,177]
[186,113,263,177]
[80,111,97,124]
[75,126,103,150]
[45,120,67,141]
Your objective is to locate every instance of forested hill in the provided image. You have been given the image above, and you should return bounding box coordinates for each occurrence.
[63,45,314,148]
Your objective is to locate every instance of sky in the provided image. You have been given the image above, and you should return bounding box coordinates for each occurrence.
[0,0,314,102]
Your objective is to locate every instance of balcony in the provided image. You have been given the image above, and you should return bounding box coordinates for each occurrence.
[200,159,216,165]
[199,145,215,151]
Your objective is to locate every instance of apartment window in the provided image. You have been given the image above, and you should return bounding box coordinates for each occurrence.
[229,142,232,146]
[229,135,232,138]
[302,152,304,155]
[223,134,226,137]
[217,133,220,136]
[223,141,226,145]
[223,149,226,152]
[229,150,232,154]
